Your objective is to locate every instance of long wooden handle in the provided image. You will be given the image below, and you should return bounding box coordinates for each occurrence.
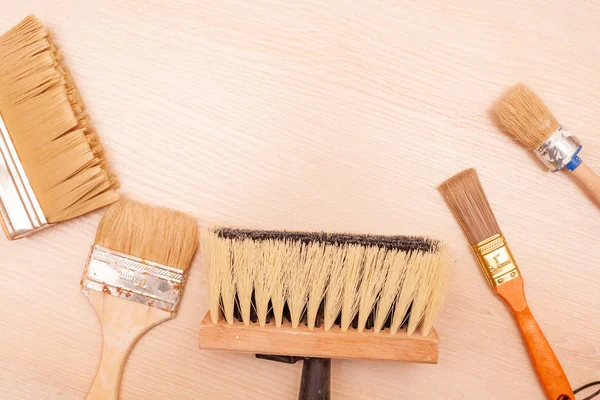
[570,161,600,207]
[496,277,574,400]
[85,291,172,400]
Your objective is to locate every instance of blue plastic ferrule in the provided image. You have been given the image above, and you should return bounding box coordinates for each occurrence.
[564,146,583,172]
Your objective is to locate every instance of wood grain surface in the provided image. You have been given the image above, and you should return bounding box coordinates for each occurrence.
[1,1,599,399]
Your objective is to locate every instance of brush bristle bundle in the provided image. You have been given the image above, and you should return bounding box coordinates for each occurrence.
[0,15,118,223]
[95,200,198,271]
[492,83,560,150]
[201,228,452,336]
[438,168,500,245]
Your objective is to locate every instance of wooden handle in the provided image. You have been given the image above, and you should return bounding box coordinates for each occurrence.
[496,277,574,400]
[570,161,600,207]
[85,291,172,400]
[86,329,131,400]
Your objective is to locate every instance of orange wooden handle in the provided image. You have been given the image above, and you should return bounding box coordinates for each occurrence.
[496,277,574,400]
[570,161,600,207]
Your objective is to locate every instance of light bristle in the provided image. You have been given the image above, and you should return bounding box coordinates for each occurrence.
[340,245,365,331]
[356,247,387,332]
[201,228,452,336]
[492,83,560,150]
[94,200,198,271]
[232,239,256,325]
[438,168,500,245]
[421,246,452,335]
[287,243,315,329]
[390,252,425,333]
[323,247,346,331]
[407,249,448,335]
[0,15,118,223]
[200,230,234,324]
[306,244,337,330]
[254,240,281,327]
[373,251,406,333]
[271,243,292,328]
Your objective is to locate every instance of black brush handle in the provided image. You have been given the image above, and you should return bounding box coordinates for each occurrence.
[299,358,331,400]
[255,354,332,400]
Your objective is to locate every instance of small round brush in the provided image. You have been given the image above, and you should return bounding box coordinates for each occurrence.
[492,83,600,207]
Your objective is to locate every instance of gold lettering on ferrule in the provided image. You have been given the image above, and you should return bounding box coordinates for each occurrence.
[473,234,520,288]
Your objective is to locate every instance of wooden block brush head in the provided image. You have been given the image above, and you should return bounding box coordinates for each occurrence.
[0,15,119,240]
[199,227,452,399]
[81,200,198,400]
[492,83,600,207]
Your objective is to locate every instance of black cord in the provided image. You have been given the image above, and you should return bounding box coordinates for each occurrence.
[574,381,600,400]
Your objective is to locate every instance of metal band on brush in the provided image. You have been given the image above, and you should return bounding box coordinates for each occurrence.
[535,126,582,172]
[81,245,188,313]
[473,234,520,288]
[0,112,48,239]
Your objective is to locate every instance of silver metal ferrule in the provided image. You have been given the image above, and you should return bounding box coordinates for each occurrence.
[81,245,188,313]
[534,126,582,172]
[0,112,49,239]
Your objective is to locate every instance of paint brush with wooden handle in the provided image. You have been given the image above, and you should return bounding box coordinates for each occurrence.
[492,83,600,207]
[81,199,198,400]
[439,168,574,400]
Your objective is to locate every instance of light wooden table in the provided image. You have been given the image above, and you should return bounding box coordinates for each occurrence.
[1,1,599,399]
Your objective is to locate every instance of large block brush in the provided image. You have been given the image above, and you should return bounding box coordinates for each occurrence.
[492,83,600,207]
[199,228,452,399]
[439,168,574,400]
[81,200,198,399]
[0,15,119,240]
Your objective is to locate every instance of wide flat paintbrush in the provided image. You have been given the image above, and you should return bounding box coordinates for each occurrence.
[439,168,573,400]
[199,228,452,399]
[0,15,119,240]
[81,200,198,400]
[492,83,600,207]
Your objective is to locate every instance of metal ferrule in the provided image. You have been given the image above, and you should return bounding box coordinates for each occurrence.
[0,112,49,240]
[535,126,582,172]
[473,234,520,289]
[81,245,188,313]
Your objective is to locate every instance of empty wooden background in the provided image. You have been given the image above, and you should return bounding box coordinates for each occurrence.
[1,1,599,399]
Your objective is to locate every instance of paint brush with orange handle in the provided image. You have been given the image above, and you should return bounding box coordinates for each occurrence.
[439,168,574,400]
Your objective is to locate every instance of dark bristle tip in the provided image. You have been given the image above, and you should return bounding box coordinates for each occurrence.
[215,227,440,253]
[226,295,412,333]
